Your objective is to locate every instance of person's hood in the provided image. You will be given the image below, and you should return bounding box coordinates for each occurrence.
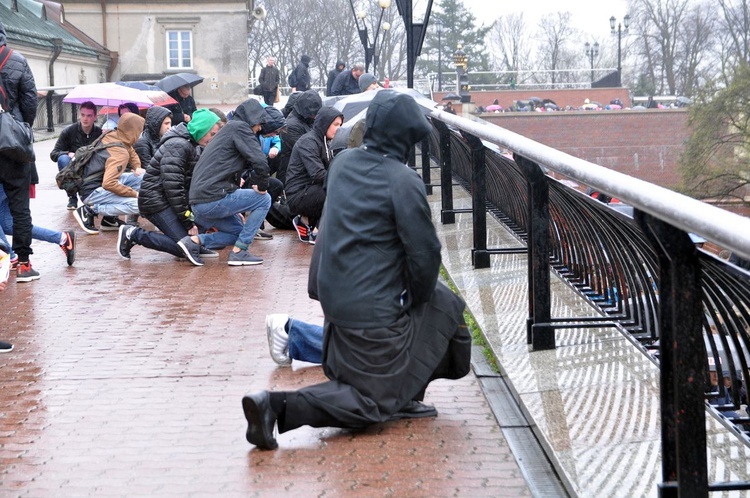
[0,21,6,47]
[233,98,266,127]
[312,106,343,138]
[293,90,323,122]
[301,55,311,65]
[335,60,345,70]
[362,90,431,163]
[115,113,146,146]
[144,106,172,139]
[259,106,286,135]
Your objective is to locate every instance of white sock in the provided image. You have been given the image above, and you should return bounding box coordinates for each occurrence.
[59,233,67,245]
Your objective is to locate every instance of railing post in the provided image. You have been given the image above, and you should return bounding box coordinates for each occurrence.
[637,212,707,498]
[46,91,55,132]
[433,120,455,224]
[515,154,554,350]
[421,137,432,195]
[461,131,489,269]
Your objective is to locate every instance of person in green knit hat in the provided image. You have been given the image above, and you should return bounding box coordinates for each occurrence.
[116,109,222,266]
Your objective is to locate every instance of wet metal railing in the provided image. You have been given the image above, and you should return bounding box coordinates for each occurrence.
[424,109,750,497]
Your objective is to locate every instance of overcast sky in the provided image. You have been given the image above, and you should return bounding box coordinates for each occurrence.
[461,0,630,40]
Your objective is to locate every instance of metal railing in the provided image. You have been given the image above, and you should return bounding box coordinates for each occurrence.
[421,109,750,497]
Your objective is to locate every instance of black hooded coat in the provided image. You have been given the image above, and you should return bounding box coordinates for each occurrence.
[189,99,269,204]
[279,91,471,432]
[276,90,321,185]
[289,55,311,91]
[134,106,173,169]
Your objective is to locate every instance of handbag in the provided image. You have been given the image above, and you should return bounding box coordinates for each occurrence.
[274,86,281,103]
[0,46,34,163]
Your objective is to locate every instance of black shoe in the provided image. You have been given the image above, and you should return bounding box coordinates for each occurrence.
[241,391,278,450]
[388,400,438,421]
[177,236,204,266]
[0,341,13,353]
[100,216,124,231]
[16,261,41,283]
[60,230,76,266]
[73,205,99,234]
[117,225,136,260]
[66,196,77,210]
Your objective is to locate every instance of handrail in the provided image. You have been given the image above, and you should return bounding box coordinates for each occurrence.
[428,108,750,261]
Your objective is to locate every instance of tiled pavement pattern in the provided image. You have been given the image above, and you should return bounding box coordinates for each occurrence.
[0,138,536,497]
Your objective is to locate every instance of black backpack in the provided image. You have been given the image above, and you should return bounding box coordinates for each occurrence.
[55,133,124,196]
[287,71,297,88]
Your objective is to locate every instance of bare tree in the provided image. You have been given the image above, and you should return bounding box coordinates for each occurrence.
[487,12,532,86]
[717,0,750,82]
[534,12,580,86]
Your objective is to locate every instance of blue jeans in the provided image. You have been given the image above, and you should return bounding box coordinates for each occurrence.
[0,185,62,259]
[130,207,189,258]
[57,155,71,172]
[191,189,271,250]
[83,173,142,216]
[288,318,323,364]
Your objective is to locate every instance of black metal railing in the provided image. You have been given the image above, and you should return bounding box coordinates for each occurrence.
[424,109,750,497]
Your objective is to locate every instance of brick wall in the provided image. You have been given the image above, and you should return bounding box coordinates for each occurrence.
[434,88,632,109]
[477,109,690,189]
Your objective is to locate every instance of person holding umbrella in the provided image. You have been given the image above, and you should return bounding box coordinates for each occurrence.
[166,85,196,126]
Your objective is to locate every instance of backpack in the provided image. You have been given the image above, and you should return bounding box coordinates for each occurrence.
[55,133,124,196]
[287,70,297,88]
[0,46,35,163]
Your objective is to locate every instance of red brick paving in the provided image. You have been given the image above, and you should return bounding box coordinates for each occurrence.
[0,139,531,497]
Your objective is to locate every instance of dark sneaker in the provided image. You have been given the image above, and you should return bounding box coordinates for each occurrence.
[177,236,204,266]
[254,230,274,241]
[16,261,40,282]
[100,216,124,231]
[199,246,219,258]
[66,196,78,210]
[73,205,99,234]
[308,231,317,245]
[292,215,310,243]
[227,250,263,266]
[60,230,76,266]
[125,214,140,226]
[117,225,136,260]
[0,341,13,353]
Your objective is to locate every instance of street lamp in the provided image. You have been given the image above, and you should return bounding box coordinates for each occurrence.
[453,45,470,103]
[610,15,630,87]
[584,42,599,84]
[349,0,392,77]
[396,0,435,88]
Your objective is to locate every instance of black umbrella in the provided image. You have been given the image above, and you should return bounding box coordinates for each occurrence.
[116,81,160,91]
[156,73,204,93]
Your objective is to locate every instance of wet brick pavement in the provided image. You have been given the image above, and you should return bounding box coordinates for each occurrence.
[0,138,532,497]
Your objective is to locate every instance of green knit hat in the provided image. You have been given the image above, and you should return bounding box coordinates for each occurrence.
[187,109,220,141]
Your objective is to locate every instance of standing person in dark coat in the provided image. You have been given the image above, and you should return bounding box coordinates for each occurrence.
[276,90,322,186]
[285,106,343,244]
[50,101,102,210]
[134,106,173,168]
[166,85,197,125]
[325,60,345,96]
[330,64,364,96]
[241,90,472,450]
[258,56,281,106]
[289,55,312,92]
[118,109,221,265]
[0,21,39,282]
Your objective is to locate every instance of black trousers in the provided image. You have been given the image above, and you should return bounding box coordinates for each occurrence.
[286,184,326,229]
[262,90,275,106]
[0,160,32,261]
[279,282,471,432]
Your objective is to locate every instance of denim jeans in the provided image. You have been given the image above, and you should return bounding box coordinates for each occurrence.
[191,188,271,250]
[130,207,189,258]
[288,318,323,364]
[0,185,62,259]
[83,173,142,216]
[57,155,71,172]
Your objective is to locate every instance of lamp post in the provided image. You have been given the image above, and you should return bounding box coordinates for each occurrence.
[395,0,434,88]
[435,19,443,91]
[584,41,599,84]
[453,45,470,103]
[348,0,392,77]
[610,15,630,87]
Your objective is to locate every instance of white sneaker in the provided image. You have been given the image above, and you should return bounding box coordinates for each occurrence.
[266,314,291,366]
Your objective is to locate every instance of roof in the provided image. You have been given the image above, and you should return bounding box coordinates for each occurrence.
[0,0,103,58]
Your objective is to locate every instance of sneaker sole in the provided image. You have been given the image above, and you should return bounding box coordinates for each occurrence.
[66,205,77,211]
[199,251,220,258]
[99,225,120,232]
[16,274,41,283]
[0,345,14,353]
[116,226,131,260]
[227,259,263,266]
[177,240,205,266]
[73,210,99,235]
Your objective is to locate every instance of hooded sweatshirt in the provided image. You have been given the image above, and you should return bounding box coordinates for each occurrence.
[79,113,145,200]
[134,106,173,168]
[284,106,343,196]
[313,91,440,328]
[189,98,269,204]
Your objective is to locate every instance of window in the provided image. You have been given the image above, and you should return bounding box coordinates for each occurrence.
[167,30,192,69]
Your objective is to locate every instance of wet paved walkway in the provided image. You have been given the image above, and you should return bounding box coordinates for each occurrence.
[0,138,536,496]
